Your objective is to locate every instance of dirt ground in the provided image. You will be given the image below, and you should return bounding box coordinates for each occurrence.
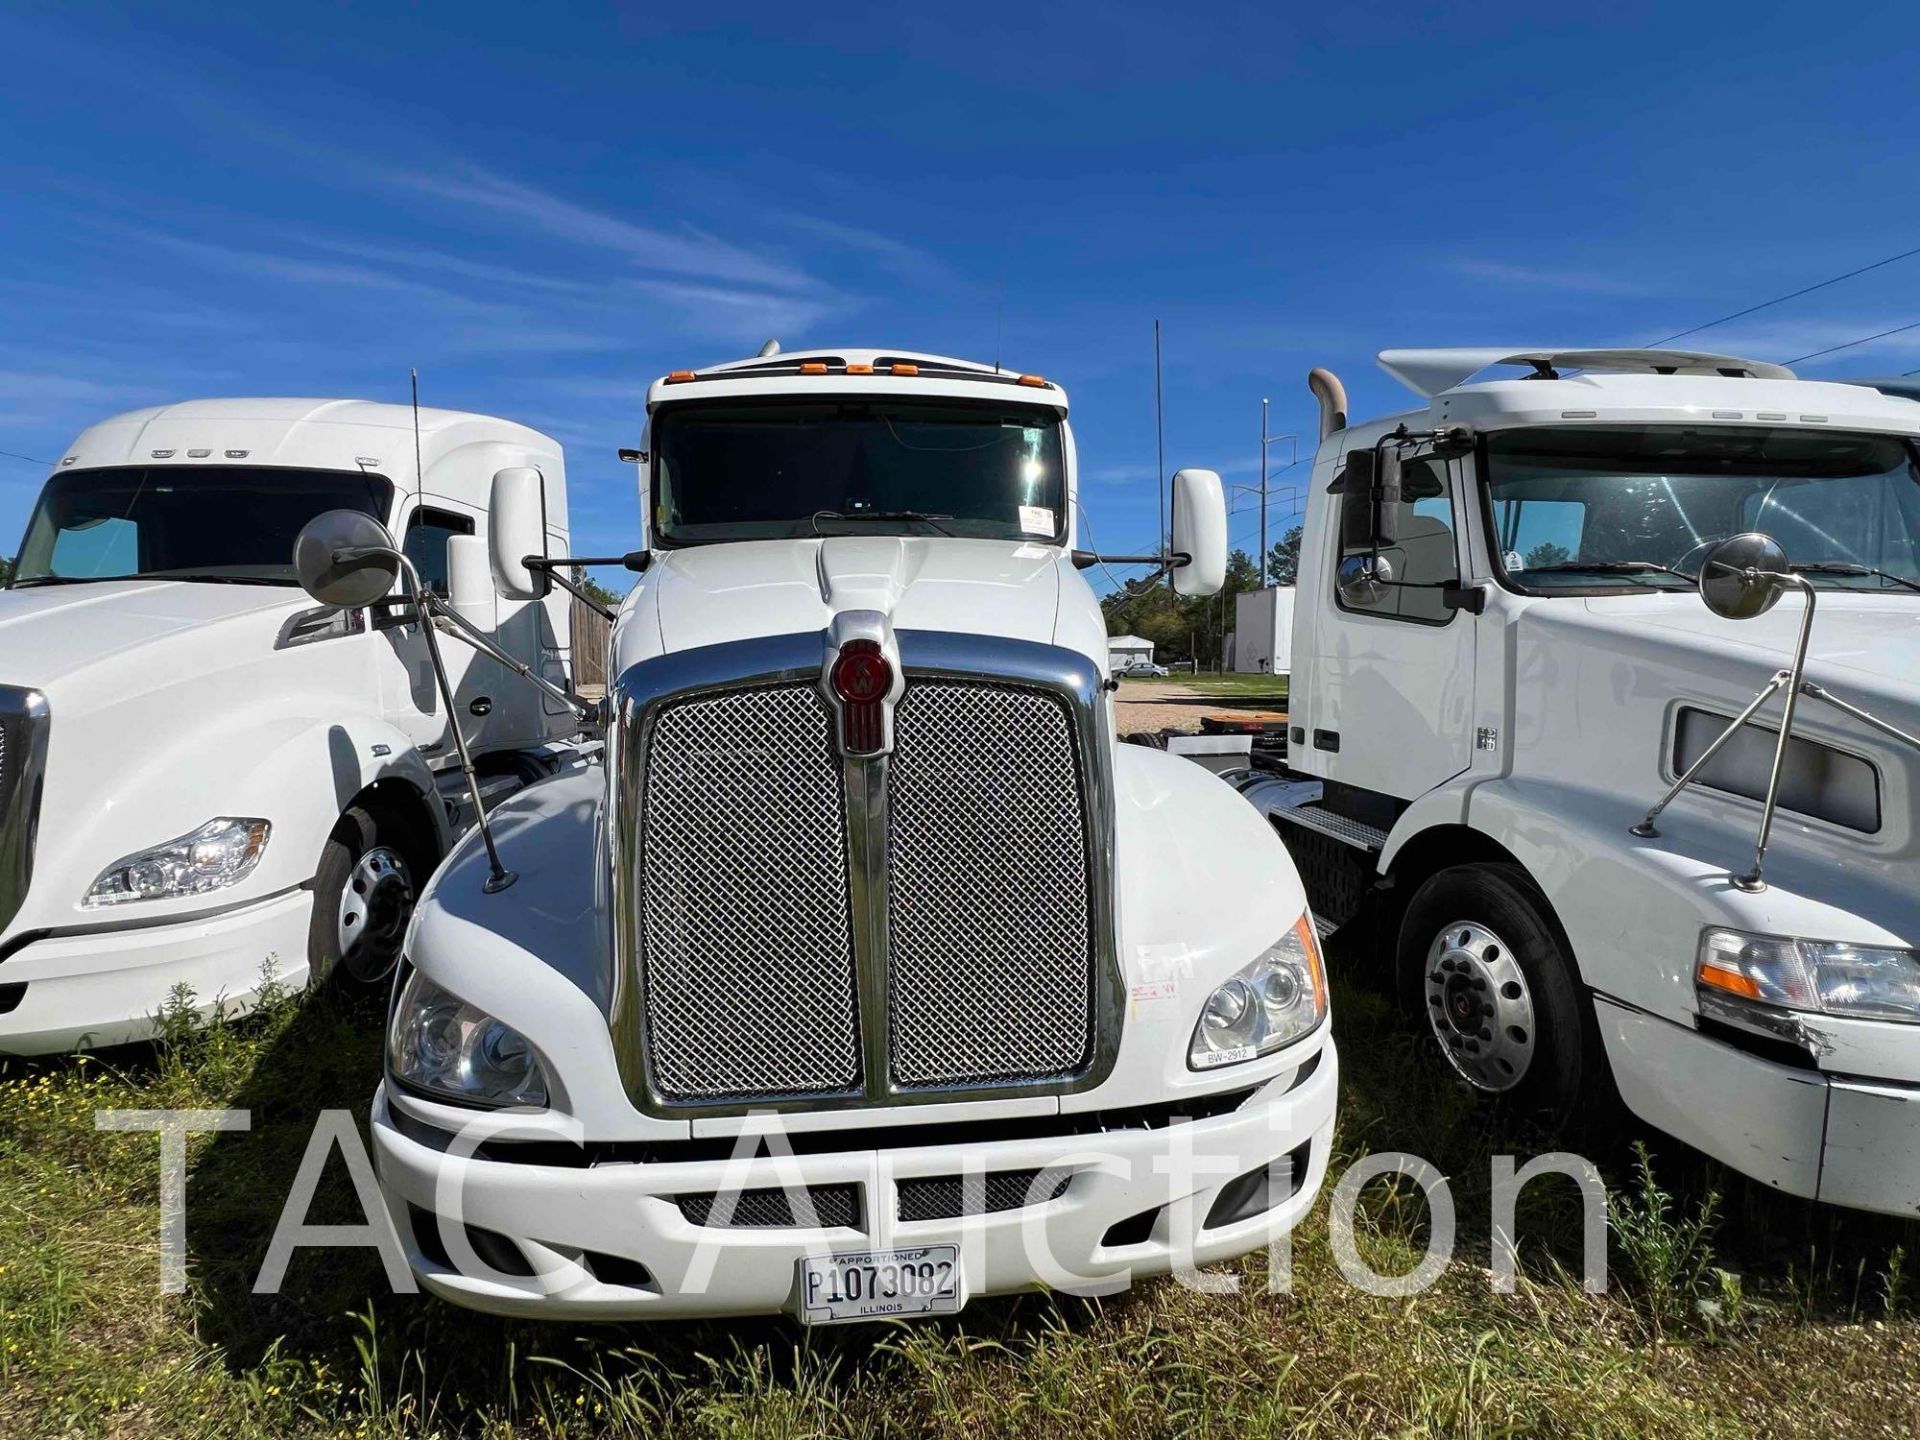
[1113,680,1286,736]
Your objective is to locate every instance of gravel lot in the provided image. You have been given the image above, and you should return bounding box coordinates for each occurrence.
[1113,680,1286,736]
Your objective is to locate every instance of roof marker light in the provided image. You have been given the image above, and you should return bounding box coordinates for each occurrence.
[1017,374,1048,388]
[151,449,175,458]
[226,449,249,459]
[187,448,212,458]
[846,363,874,375]
[801,362,829,375]
[889,363,919,376]
[666,370,696,384]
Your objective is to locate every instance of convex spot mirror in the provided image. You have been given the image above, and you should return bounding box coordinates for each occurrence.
[1169,467,1227,597]
[293,510,400,607]
[490,467,549,602]
[1700,532,1790,620]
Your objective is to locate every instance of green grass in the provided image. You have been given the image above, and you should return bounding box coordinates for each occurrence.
[2,944,1917,1438]
[1116,674,1290,705]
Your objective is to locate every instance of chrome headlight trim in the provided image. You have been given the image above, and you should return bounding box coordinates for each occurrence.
[83,817,270,907]
[387,967,550,1110]
[1189,912,1329,1070]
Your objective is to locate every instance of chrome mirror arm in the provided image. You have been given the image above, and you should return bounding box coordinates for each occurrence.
[333,545,518,893]
[392,552,519,894]
[423,594,600,722]
[1734,575,1817,892]
[1628,568,1896,898]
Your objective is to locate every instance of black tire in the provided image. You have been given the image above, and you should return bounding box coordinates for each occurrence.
[1396,863,1604,1125]
[308,805,417,987]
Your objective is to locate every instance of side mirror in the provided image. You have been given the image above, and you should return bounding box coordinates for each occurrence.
[489,467,549,602]
[446,534,496,628]
[1169,467,1226,597]
[1699,532,1790,620]
[292,510,400,607]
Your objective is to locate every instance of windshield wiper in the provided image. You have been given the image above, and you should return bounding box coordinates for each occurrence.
[9,575,111,588]
[1520,561,1696,585]
[810,509,954,536]
[1790,561,1920,593]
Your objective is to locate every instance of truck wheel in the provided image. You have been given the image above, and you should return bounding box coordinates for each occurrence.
[1397,864,1599,1123]
[309,806,416,986]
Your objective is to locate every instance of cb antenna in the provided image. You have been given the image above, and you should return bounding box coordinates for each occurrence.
[410,367,424,507]
[1154,319,1166,592]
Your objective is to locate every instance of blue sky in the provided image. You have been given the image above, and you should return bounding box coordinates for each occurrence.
[4,2,1920,574]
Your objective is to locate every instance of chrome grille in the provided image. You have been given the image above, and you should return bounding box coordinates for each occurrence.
[0,687,48,936]
[638,684,861,1100]
[886,682,1094,1087]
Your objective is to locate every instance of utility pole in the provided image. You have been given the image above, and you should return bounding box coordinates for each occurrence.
[1257,406,1299,586]
[1258,396,1269,579]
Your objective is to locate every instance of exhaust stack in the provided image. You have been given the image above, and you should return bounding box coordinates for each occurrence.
[1307,367,1348,441]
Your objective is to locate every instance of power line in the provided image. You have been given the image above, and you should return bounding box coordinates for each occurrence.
[1785,318,1920,366]
[1647,241,1920,348]
[0,448,51,469]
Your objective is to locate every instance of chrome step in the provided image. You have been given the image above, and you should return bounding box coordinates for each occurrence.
[1270,802,1388,853]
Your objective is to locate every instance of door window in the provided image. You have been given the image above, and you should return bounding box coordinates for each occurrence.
[1336,457,1461,624]
[403,507,474,597]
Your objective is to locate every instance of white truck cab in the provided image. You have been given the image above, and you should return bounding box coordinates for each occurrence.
[1248,347,1920,1216]
[0,399,580,1053]
[364,348,1337,1322]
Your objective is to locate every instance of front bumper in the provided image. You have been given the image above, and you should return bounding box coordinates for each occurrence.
[371,1042,1338,1321]
[1597,997,1920,1217]
[0,889,312,1055]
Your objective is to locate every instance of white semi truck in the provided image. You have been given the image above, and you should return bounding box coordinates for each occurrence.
[0,399,587,1053]
[324,347,1338,1322]
[1243,347,1920,1216]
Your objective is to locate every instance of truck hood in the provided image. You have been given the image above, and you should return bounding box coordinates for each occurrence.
[1586,591,1920,703]
[616,538,1089,670]
[0,581,306,695]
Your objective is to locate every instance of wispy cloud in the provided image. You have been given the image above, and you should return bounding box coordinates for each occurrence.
[0,370,169,406]
[624,279,841,347]
[1448,257,1649,296]
[134,230,492,306]
[384,163,814,292]
[775,212,957,288]
[290,234,595,296]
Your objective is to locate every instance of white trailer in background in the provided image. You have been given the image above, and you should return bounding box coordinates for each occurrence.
[1233,586,1294,673]
[1244,347,1920,1217]
[0,400,587,1053]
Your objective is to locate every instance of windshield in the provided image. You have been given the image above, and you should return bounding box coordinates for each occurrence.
[11,466,394,587]
[651,399,1067,545]
[1483,426,1920,593]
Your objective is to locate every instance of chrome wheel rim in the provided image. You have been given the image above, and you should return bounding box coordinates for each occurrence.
[337,845,413,982]
[1423,918,1537,1092]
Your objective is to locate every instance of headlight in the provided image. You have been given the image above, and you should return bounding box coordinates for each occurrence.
[84,818,270,907]
[1189,913,1328,1070]
[388,969,549,1108]
[1698,928,1920,1028]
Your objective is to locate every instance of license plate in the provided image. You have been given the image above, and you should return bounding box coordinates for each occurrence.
[795,1245,964,1325]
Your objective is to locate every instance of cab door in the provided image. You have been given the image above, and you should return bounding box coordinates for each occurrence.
[1307,452,1478,801]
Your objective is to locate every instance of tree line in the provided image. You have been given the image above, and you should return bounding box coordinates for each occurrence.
[1100,525,1300,668]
